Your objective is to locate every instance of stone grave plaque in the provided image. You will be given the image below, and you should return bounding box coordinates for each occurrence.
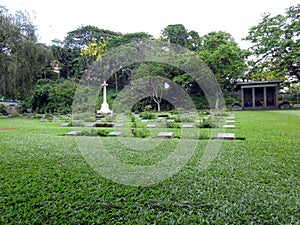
[141,119,148,123]
[217,133,235,140]
[157,132,174,139]
[66,131,80,136]
[114,124,124,127]
[226,120,235,123]
[60,123,69,127]
[166,119,174,123]
[146,124,156,128]
[182,124,194,128]
[108,131,124,137]
[223,125,235,129]
[86,123,95,127]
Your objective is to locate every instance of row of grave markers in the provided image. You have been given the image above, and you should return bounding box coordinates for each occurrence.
[217,111,235,140]
[65,112,236,140]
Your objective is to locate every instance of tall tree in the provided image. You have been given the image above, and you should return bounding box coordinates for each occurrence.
[244,4,300,80]
[0,7,50,100]
[161,24,189,46]
[197,31,247,91]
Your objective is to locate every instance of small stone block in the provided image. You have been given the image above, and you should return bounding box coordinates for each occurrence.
[146,124,156,128]
[167,119,174,123]
[226,120,235,123]
[86,123,95,127]
[157,132,174,139]
[223,125,235,129]
[114,124,124,127]
[194,120,201,123]
[182,124,194,128]
[217,133,235,140]
[66,131,79,136]
[141,119,148,123]
[61,123,69,127]
[108,131,123,137]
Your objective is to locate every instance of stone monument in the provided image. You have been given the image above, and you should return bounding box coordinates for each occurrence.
[97,81,112,114]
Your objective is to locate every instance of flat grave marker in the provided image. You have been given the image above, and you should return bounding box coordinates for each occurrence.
[217,133,235,140]
[146,124,156,128]
[66,131,80,136]
[182,124,194,128]
[166,119,174,123]
[114,124,124,127]
[157,132,174,139]
[108,131,124,137]
[223,125,235,129]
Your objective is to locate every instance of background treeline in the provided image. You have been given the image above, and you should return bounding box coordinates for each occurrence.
[0,4,299,113]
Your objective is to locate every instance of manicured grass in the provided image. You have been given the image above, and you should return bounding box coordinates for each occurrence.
[0,111,299,224]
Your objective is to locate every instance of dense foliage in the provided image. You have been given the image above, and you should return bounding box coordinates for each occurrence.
[245,4,300,81]
[0,3,299,113]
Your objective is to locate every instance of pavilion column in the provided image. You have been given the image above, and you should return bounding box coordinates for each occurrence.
[241,88,244,108]
[275,86,279,108]
[263,87,267,107]
[252,87,255,108]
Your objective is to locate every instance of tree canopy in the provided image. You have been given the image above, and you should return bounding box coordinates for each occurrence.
[0,3,299,112]
[245,4,300,80]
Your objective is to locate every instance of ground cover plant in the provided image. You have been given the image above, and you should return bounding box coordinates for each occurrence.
[0,110,299,224]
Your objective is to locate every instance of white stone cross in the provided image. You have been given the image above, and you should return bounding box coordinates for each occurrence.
[97,80,112,114]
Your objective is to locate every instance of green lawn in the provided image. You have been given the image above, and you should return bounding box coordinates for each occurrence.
[0,110,299,224]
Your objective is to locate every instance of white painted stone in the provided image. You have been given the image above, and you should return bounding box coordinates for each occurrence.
[146,124,156,128]
[108,131,124,137]
[157,132,174,139]
[217,133,235,140]
[166,119,174,123]
[66,131,80,136]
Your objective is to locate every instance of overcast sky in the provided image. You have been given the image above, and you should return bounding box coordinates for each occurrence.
[1,0,299,49]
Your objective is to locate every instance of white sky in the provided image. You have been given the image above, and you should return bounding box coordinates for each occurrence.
[1,0,299,49]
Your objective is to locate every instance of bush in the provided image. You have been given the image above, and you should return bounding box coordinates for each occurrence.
[98,129,109,137]
[196,118,217,128]
[131,128,151,138]
[166,122,181,128]
[79,129,99,136]
[0,104,8,116]
[140,112,157,120]
[70,121,85,127]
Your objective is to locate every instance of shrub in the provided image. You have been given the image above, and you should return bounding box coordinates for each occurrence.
[70,121,85,127]
[131,128,150,138]
[98,129,109,137]
[0,104,8,116]
[166,122,181,128]
[140,112,157,120]
[196,118,217,128]
[79,129,99,136]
